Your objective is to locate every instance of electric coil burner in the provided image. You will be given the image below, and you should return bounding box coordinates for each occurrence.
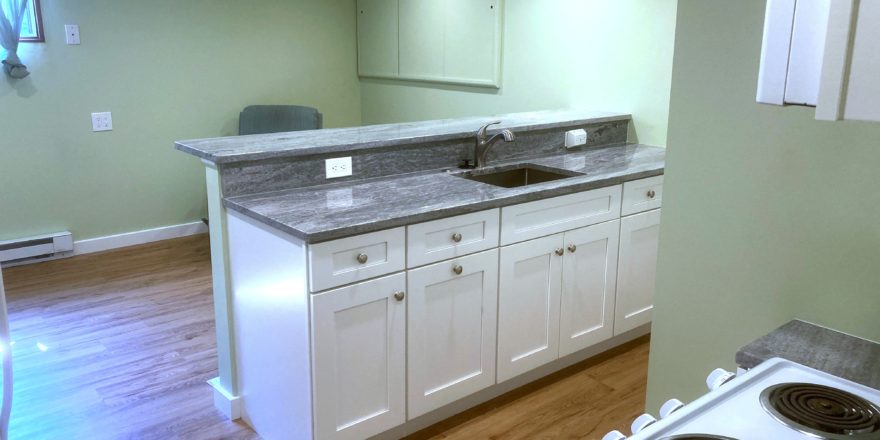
[761,382,880,439]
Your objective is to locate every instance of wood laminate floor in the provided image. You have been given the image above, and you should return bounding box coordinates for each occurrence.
[1,235,649,440]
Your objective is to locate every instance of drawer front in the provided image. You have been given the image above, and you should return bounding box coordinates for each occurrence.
[407,209,500,268]
[308,227,405,292]
[621,175,663,216]
[500,186,622,246]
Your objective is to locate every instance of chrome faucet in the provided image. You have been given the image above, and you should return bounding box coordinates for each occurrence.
[474,121,516,168]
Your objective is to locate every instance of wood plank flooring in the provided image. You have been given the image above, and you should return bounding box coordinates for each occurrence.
[1,235,649,440]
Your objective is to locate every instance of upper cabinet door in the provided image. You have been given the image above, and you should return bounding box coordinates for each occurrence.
[406,249,499,418]
[442,0,503,86]
[817,0,880,122]
[559,220,620,357]
[497,234,563,383]
[357,0,399,78]
[614,209,661,336]
[311,273,406,440]
[362,0,504,88]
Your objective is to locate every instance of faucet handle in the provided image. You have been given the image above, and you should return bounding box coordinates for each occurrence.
[477,120,503,137]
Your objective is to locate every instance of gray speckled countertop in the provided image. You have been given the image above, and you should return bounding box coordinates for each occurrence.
[737,320,880,389]
[225,143,665,243]
[176,109,629,164]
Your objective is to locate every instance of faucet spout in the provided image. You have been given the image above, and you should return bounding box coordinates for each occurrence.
[474,121,516,168]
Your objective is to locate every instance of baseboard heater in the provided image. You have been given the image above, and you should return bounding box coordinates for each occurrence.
[0,231,74,265]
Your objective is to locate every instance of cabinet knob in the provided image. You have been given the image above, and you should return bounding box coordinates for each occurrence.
[646,189,656,199]
[356,253,368,264]
[555,248,564,256]
[451,232,462,243]
[567,244,577,253]
[393,291,405,302]
[452,264,463,275]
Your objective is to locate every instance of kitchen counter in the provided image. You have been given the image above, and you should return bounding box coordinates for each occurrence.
[736,319,880,389]
[225,143,665,243]
[175,109,629,164]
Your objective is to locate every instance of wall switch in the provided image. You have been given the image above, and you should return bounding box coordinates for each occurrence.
[65,25,80,45]
[565,129,588,148]
[325,157,352,179]
[91,112,112,132]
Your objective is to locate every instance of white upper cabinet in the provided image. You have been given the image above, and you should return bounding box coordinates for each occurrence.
[758,0,880,122]
[357,0,399,78]
[358,0,503,88]
[817,0,880,122]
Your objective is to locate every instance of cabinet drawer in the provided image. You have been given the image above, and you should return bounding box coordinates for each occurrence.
[621,175,663,216]
[308,228,405,292]
[407,209,499,268]
[500,186,622,246]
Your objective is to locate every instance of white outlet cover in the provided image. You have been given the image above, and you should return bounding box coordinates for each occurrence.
[565,129,588,148]
[65,24,80,45]
[325,157,352,179]
[91,112,112,132]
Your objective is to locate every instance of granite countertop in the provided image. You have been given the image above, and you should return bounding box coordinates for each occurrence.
[175,110,629,164]
[737,320,880,389]
[225,143,665,243]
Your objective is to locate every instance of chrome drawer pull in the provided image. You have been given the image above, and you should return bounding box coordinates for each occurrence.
[393,291,405,302]
[451,232,463,243]
[555,248,564,256]
[356,253,368,264]
[647,189,656,199]
[567,244,577,253]
[452,264,463,275]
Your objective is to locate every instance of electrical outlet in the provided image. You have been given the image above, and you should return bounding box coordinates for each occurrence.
[91,112,112,132]
[65,25,80,45]
[325,157,352,179]
[565,129,588,148]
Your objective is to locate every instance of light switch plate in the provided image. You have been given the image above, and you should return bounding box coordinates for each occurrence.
[65,25,80,45]
[91,112,112,132]
[325,157,352,179]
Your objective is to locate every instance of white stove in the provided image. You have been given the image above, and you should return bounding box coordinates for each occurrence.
[603,357,880,440]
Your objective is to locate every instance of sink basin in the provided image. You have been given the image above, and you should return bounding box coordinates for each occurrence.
[455,164,583,188]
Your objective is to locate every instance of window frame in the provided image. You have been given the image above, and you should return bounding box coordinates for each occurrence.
[19,0,44,43]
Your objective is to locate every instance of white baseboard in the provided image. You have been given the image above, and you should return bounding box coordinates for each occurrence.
[74,221,208,256]
[208,377,242,420]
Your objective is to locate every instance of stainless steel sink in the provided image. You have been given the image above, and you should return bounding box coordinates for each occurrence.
[454,164,583,188]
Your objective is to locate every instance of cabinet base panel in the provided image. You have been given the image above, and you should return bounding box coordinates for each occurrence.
[368,323,651,440]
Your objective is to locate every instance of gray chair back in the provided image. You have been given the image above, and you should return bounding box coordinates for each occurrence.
[239,105,322,135]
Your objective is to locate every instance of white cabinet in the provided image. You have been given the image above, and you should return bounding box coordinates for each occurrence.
[497,234,563,382]
[358,0,504,88]
[497,219,625,381]
[758,0,880,122]
[406,209,499,268]
[406,249,499,418]
[559,220,620,357]
[614,209,662,336]
[817,0,880,122]
[356,0,399,78]
[308,227,405,292]
[311,273,406,440]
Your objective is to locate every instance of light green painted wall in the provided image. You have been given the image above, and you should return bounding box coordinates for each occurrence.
[359,0,677,147]
[0,0,361,242]
[646,0,880,411]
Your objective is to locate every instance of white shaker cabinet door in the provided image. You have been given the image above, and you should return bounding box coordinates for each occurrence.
[497,234,564,382]
[311,273,406,440]
[406,249,499,418]
[559,220,620,357]
[614,209,662,336]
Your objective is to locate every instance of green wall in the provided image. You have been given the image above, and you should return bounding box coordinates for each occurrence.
[0,0,361,242]
[646,0,880,411]
[359,0,677,147]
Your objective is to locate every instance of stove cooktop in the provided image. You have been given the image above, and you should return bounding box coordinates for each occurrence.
[629,358,880,439]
